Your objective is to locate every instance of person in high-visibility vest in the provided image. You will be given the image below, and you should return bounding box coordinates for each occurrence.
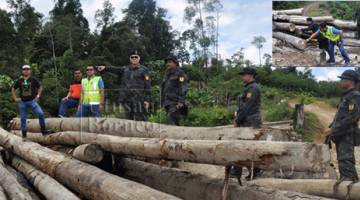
[76,66,105,117]
[305,23,350,65]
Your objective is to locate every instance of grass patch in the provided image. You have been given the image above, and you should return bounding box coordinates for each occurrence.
[297,112,325,142]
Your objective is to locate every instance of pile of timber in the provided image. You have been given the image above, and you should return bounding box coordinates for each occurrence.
[273,8,360,66]
[0,117,347,199]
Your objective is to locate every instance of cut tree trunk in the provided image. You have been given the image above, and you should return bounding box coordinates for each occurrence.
[273,22,298,32]
[118,158,333,200]
[293,104,304,130]
[5,165,41,200]
[72,144,104,163]
[250,178,360,200]
[273,8,304,15]
[9,118,290,141]
[273,15,334,24]
[273,31,306,50]
[332,19,357,30]
[343,31,358,38]
[0,154,32,200]
[50,144,104,163]
[14,131,335,175]
[343,39,360,47]
[0,187,6,200]
[9,155,80,200]
[0,127,181,200]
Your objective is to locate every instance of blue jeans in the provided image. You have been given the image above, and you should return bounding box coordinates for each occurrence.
[329,40,350,63]
[19,100,46,131]
[76,104,102,117]
[58,98,79,117]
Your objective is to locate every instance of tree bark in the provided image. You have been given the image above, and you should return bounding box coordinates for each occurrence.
[343,31,358,38]
[72,144,104,163]
[273,22,298,32]
[0,154,32,200]
[0,187,6,200]
[273,31,306,50]
[0,127,181,200]
[250,178,360,200]
[118,158,333,200]
[13,130,335,175]
[273,15,334,25]
[293,104,304,130]
[5,165,41,200]
[273,8,304,16]
[332,19,357,30]
[343,38,360,47]
[9,155,80,200]
[9,117,290,141]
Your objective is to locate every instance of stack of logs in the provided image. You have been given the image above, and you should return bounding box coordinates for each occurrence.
[0,117,357,199]
[273,8,360,66]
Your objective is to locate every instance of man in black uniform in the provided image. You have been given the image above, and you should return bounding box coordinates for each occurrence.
[161,56,188,126]
[235,67,262,128]
[302,17,330,58]
[325,69,360,182]
[97,51,151,121]
[231,67,262,181]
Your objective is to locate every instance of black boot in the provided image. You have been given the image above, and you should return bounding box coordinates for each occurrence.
[22,130,27,140]
[41,128,54,135]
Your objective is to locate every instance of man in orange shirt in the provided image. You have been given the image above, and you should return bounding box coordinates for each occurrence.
[58,69,82,117]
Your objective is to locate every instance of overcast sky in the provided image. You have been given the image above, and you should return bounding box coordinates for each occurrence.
[0,0,272,64]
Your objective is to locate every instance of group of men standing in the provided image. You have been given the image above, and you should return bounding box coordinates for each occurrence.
[11,51,189,140]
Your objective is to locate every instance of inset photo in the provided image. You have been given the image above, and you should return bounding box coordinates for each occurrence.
[273,1,360,67]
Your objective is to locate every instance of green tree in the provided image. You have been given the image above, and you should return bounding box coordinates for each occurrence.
[95,0,115,32]
[251,36,266,66]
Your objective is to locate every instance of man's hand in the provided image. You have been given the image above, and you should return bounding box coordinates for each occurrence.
[97,66,106,72]
[62,97,68,101]
[35,94,40,102]
[324,128,332,136]
[176,102,184,109]
[144,101,149,111]
[14,97,21,103]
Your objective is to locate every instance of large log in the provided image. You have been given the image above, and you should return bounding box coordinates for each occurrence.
[273,31,306,50]
[273,15,334,25]
[72,144,104,163]
[332,19,357,30]
[14,131,335,175]
[343,38,360,47]
[0,187,6,200]
[0,127,181,200]
[118,158,333,200]
[9,155,80,200]
[250,178,360,200]
[50,144,104,163]
[9,118,290,141]
[5,165,41,200]
[0,154,32,200]
[273,8,304,16]
[343,31,358,39]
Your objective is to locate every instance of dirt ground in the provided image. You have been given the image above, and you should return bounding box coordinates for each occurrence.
[273,43,360,67]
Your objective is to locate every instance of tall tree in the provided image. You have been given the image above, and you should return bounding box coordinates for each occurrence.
[184,0,222,68]
[251,36,266,66]
[95,0,115,32]
[7,0,42,66]
[123,0,175,60]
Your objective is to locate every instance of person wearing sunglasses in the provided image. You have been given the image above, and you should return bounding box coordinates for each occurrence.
[58,69,82,117]
[76,66,105,117]
[96,50,151,121]
[11,65,53,139]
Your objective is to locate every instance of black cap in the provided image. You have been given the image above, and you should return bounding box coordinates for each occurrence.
[338,70,359,82]
[129,50,140,56]
[164,56,179,66]
[239,67,257,76]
